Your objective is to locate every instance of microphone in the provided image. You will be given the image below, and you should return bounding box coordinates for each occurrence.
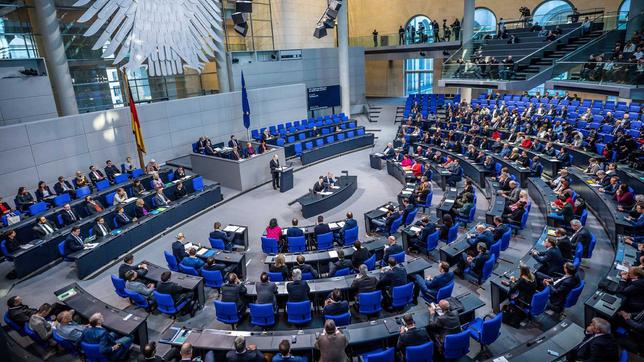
[341,170,349,176]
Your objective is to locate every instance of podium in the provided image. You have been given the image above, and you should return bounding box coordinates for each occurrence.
[279,167,293,193]
[370,153,383,169]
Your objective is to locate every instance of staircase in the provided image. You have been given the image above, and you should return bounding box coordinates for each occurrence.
[367,105,382,123]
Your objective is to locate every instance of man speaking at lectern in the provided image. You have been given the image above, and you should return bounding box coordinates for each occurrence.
[270,155,280,190]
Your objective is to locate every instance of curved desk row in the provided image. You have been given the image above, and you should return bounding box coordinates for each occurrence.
[142,261,206,305]
[301,133,375,165]
[178,240,248,279]
[296,175,358,218]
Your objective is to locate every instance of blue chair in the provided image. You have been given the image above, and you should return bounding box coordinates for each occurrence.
[105,192,116,205]
[294,143,303,156]
[455,206,476,226]
[0,240,14,261]
[29,201,48,215]
[508,209,529,232]
[4,312,26,336]
[76,186,91,198]
[250,303,276,327]
[436,281,455,301]
[155,291,189,318]
[467,312,503,357]
[261,237,279,254]
[490,240,501,262]
[192,176,204,191]
[179,263,200,276]
[131,168,144,178]
[325,311,351,326]
[288,236,307,252]
[416,230,439,256]
[286,301,312,325]
[302,272,314,280]
[405,208,418,226]
[406,341,433,362]
[95,179,110,191]
[202,269,224,289]
[334,267,351,276]
[619,350,629,362]
[391,282,414,309]
[24,323,48,347]
[418,191,433,212]
[111,274,128,298]
[124,288,151,311]
[515,286,550,321]
[364,254,376,270]
[114,174,128,184]
[317,232,334,250]
[344,226,359,246]
[58,240,74,262]
[54,193,71,206]
[563,280,585,309]
[465,254,495,285]
[53,329,79,355]
[500,229,512,251]
[358,291,382,316]
[268,272,284,282]
[81,342,109,362]
[584,233,597,258]
[443,330,471,360]
[388,215,403,235]
[208,237,227,250]
[390,251,405,264]
[442,223,460,244]
[361,347,394,362]
[164,251,179,271]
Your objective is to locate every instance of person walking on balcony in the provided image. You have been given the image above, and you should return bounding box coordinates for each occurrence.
[372,29,378,47]
[399,26,405,45]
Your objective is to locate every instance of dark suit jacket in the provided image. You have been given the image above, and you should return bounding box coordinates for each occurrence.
[314,223,331,235]
[397,327,430,352]
[323,300,349,316]
[63,234,83,255]
[293,263,318,278]
[286,226,304,238]
[35,187,54,202]
[221,283,248,310]
[83,200,104,216]
[286,280,310,302]
[134,206,148,219]
[557,237,574,260]
[269,159,280,173]
[156,281,185,303]
[426,272,454,292]
[469,252,490,276]
[60,209,79,226]
[88,170,105,184]
[351,275,378,293]
[118,263,148,280]
[351,248,371,268]
[93,222,111,238]
[255,281,278,306]
[418,223,437,244]
[32,221,57,238]
[533,247,565,277]
[210,229,232,242]
[571,227,593,255]
[115,213,131,227]
[550,274,580,309]
[428,309,461,341]
[53,181,74,195]
[104,165,120,181]
[15,192,35,211]
[617,278,644,312]
[383,243,404,262]
[313,182,326,193]
[575,334,619,362]
[377,265,407,291]
[172,241,188,262]
[474,230,495,248]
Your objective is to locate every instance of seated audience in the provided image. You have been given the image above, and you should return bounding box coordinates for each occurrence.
[80,313,132,361]
[286,269,310,302]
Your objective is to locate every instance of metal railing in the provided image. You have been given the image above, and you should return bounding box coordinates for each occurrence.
[549,61,642,86]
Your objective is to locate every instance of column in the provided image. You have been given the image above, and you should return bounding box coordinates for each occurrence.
[462,0,475,54]
[626,0,644,40]
[32,0,78,115]
[338,0,350,117]
[213,0,230,93]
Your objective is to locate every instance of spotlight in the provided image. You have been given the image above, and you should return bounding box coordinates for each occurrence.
[313,0,342,39]
[314,25,328,39]
[232,0,253,37]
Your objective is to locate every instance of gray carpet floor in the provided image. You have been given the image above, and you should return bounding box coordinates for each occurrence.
[0,98,617,361]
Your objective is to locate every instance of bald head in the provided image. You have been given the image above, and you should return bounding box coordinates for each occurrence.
[438,300,450,311]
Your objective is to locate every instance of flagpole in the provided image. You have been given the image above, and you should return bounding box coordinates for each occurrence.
[120,69,145,169]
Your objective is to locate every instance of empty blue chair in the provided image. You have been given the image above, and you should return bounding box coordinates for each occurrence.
[325,311,351,326]
[286,301,312,325]
[455,205,476,226]
[105,192,116,205]
[58,240,74,261]
[436,281,454,301]
[95,179,110,191]
[202,269,224,289]
[344,226,358,246]
[261,237,279,254]
[416,230,439,256]
[619,350,629,362]
[406,341,433,362]
[405,208,418,226]
[304,141,313,150]
[81,342,109,362]
[387,215,403,235]
[155,291,190,317]
[301,272,314,280]
[334,267,351,276]
[294,143,303,156]
[317,232,334,250]
[276,138,285,146]
[268,272,284,282]
[4,312,26,336]
[75,186,91,198]
[56,213,65,227]
[358,291,382,316]
[418,191,433,212]
[24,322,48,347]
[490,240,501,262]
[124,288,151,311]
[347,131,355,138]
[391,282,414,308]
[467,312,503,357]
[251,129,260,140]
[337,133,345,141]
[361,347,394,362]
[164,251,179,271]
[287,236,306,252]
[29,201,48,215]
[364,254,376,270]
[111,274,128,298]
[114,173,128,184]
[131,168,144,178]
[250,303,276,327]
[179,263,200,276]
[584,233,597,258]
[316,139,324,147]
[214,300,240,327]
[357,128,366,136]
[442,223,460,244]
[443,330,471,360]
[514,286,550,321]
[209,237,227,250]
[54,193,71,206]
[500,229,512,251]
[192,176,204,191]
[563,280,585,309]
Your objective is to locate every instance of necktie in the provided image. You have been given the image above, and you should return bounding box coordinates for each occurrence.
[68,210,75,221]
[43,223,53,234]
[94,203,103,212]
[122,214,129,222]
[142,208,148,216]
[99,224,107,235]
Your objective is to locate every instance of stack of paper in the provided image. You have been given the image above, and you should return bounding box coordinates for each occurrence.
[224,225,239,233]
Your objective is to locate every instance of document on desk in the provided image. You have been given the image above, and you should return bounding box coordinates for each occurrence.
[616,263,629,272]
[125,197,138,203]
[318,191,333,196]
[329,222,339,229]
[493,357,509,362]
[235,227,246,233]
[197,248,209,256]
[378,207,389,212]
[410,226,421,233]
[184,243,194,250]
[83,243,98,250]
[20,243,34,250]
[402,191,412,195]
[328,250,339,258]
[337,221,345,227]
[330,186,340,189]
[374,153,384,157]
[223,225,239,233]
[444,199,455,203]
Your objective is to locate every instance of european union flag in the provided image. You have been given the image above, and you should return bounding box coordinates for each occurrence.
[241,71,251,130]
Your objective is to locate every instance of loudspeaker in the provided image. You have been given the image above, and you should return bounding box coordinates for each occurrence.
[313,25,327,39]
[325,8,338,19]
[235,1,252,13]
[234,22,249,37]
[323,16,335,29]
[328,0,342,11]
[232,12,248,25]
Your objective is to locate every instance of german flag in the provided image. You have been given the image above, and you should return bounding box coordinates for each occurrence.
[121,70,146,154]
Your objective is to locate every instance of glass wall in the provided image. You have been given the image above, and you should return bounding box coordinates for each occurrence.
[405,15,434,44]
[405,58,433,95]
[0,4,38,59]
[224,0,275,51]
[474,8,496,33]
[532,0,573,27]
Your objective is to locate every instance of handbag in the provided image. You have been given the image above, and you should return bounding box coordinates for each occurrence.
[6,213,20,225]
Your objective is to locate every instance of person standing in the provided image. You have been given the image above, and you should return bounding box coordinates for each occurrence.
[270,155,280,190]
[398,25,405,44]
[372,29,378,47]
[315,320,350,362]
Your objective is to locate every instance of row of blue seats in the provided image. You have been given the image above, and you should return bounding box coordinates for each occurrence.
[251,114,349,140]
[476,94,641,110]
[290,128,366,157]
[274,122,357,146]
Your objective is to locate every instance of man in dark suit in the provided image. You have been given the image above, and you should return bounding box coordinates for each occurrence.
[616,267,644,313]
[54,176,76,198]
[293,255,318,279]
[381,143,395,159]
[471,224,495,249]
[63,226,84,255]
[339,212,358,242]
[414,261,454,301]
[533,238,565,279]
[351,240,372,269]
[400,198,415,224]
[545,262,580,313]
[554,228,574,260]
[286,218,304,238]
[323,289,349,316]
[428,300,461,349]
[255,272,278,311]
[228,135,241,151]
[181,248,205,269]
[377,257,407,306]
[351,264,378,294]
[88,165,106,185]
[172,233,189,263]
[570,219,593,256]
[328,248,353,277]
[118,253,148,280]
[220,273,248,313]
[269,155,280,190]
[93,216,111,238]
[396,314,430,357]
[286,269,310,302]
[567,317,619,362]
[32,216,57,239]
[458,243,490,278]
[489,216,510,241]
[60,204,80,226]
[209,221,234,246]
[314,215,331,235]
[382,236,403,263]
[104,160,121,182]
[409,216,437,247]
[156,271,192,306]
[313,176,326,194]
[114,206,132,227]
[6,296,36,326]
[153,188,170,207]
[371,205,398,234]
